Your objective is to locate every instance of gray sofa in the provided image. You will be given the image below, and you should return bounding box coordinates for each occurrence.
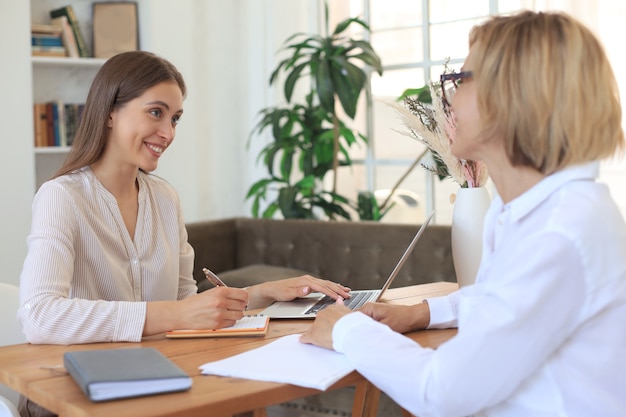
[185,217,457,417]
[187,217,456,293]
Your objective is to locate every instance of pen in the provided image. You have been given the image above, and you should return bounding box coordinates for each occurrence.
[202,268,228,287]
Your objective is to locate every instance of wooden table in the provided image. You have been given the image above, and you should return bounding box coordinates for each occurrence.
[0,282,458,417]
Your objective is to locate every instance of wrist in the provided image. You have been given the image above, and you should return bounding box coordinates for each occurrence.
[420,300,431,328]
[244,283,274,310]
[144,300,180,336]
[410,301,431,330]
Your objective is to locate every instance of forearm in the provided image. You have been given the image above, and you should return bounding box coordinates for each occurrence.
[19,295,146,344]
[144,300,182,336]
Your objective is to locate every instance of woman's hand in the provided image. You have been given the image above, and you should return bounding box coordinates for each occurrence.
[144,286,248,335]
[245,275,351,310]
[299,304,353,350]
[358,301,430,333]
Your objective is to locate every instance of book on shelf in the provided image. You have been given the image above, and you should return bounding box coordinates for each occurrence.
[31,45,67,57]
[45,103,55,147]
[50,5,90,58]
[65,103,85,146]
[32,33,64,48]
[166,315,270,338]
[33,103,47,148]
[33,101,84,148]
[31,23,63,35]
[51,15,79,58]
[63,347,192,402]
[31,23,66,57]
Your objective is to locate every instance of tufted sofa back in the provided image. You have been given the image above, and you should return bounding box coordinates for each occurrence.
[187,217,456,291]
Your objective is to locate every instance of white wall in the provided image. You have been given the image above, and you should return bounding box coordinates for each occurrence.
[143,0,320,223]
[0,0,34,286]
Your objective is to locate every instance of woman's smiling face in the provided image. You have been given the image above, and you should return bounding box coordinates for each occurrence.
[106,81,184,172]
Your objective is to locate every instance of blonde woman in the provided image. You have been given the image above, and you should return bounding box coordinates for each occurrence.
[302,10,626,417]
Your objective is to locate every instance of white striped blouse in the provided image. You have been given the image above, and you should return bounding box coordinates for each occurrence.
[18,166,197,344]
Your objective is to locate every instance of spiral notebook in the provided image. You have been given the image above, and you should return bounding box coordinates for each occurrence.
[166,315,269,338]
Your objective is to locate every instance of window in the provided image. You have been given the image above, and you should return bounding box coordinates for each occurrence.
[328,0,626,223]
[328,0,501,224]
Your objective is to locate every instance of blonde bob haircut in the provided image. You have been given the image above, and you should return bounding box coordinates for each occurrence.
[469,10,624,175]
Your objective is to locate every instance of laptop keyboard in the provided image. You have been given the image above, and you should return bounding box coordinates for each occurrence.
[305,291,377,315]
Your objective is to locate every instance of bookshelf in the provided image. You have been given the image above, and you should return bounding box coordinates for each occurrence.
[30,1,103,188]
[31,56,104,186]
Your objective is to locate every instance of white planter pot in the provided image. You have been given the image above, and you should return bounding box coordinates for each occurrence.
[451,187,491,287]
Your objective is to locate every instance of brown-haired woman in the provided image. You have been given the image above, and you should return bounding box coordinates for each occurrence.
[19,48,351,417]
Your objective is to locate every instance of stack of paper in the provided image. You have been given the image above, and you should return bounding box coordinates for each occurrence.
[199,334,355,390]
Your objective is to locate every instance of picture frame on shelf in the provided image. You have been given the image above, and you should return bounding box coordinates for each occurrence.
[92,2,139,59]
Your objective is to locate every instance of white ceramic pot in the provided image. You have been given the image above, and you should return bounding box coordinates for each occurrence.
[451,187,491,287]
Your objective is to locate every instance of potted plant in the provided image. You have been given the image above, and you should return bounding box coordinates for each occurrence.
[246,4,384,220]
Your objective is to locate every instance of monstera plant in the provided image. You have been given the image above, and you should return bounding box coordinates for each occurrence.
[246,4,384,220]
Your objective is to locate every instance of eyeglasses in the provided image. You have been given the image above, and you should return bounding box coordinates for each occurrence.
[440,71,473,107]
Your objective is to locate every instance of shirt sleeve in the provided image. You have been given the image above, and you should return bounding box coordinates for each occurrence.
[18,182,146,344]
[174,191,197,300]
[425,291,460,329]
[332,231,586,417]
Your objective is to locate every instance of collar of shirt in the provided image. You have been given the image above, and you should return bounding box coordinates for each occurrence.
[491,161,599,223]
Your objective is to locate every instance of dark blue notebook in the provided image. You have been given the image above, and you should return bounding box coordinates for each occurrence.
[63,347,192,402]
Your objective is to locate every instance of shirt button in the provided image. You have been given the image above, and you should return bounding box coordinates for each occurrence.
[132,259,138,265]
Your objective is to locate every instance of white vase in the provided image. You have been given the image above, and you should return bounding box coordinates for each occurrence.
[451,187,491,287]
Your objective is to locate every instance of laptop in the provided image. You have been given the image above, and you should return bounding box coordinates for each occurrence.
[260,211,435,318]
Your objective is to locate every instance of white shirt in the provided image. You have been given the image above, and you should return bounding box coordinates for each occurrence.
[333,163,626,417]
[18,167,197,344]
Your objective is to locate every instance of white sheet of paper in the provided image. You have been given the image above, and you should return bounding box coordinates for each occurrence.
[199,334,355,391]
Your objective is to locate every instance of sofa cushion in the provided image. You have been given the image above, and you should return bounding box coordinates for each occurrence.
[219,264,314,288]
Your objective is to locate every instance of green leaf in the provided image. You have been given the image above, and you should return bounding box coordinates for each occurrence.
[262,202,279,219]
[338,126,356,146]
[348,52,383,74]
[330,60,362,118]
[284,62,308,103]
[269,58,291,85]
[398,85,432,103]
[264,145,282,177]
[278,186,300,218]
[245,178,273,199]
[279,148,295,182]
[315,60,335,114]
[325,191,350,204]
[251,194,261,218]
[357,191,379,220]
[333,17,370,36]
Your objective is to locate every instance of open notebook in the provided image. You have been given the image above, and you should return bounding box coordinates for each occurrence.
[260,211,435,318]
[166,315,269,338]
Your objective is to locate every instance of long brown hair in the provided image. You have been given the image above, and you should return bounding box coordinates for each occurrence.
[469,11,624,174]
[53,51,186,178]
